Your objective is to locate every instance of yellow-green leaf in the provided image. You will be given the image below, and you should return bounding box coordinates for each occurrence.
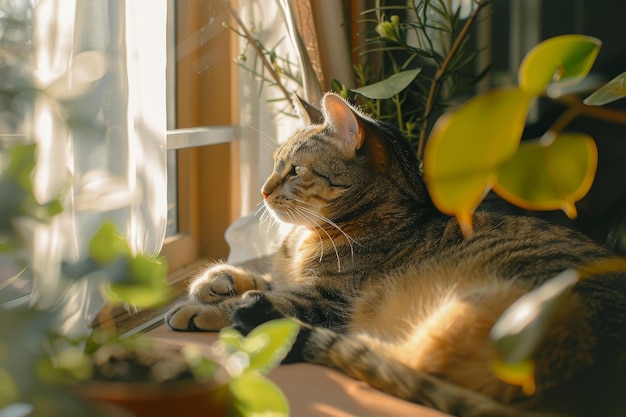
[229,372,290,417]
[0,367,19,407]
[584,71,626,106]
[103,255,169,307]
[89,221,131,265]
[519,35,601,95]
[245,319,299,374]
[423,88,532,236]
[490,269,578,365]
[103,281,170,307]
[491,358,536,396]
[493,133,597,218]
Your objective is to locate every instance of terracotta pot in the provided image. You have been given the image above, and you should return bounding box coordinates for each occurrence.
[71,340,232,417]
[74,372,231,417]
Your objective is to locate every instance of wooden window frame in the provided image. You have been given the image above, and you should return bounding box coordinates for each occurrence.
[161,0,241,279]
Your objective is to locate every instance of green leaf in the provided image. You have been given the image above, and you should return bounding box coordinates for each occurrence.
[23,195,64,222]
[423,88,532,236]
[229,372,290,417]
[518,35,601,95]
[493,133,597,218]
[584,71,626,106]
[127,253,168,284]
[352,69,422,99]
[103,254,169,307]
[491,358,536,396]
[219,327,247,352]
[245,319,299,374]
[88,221,131,264]
[490,269,578,365]
[103,281,169,308]
[0,367,19,408]
[5,143,36,191]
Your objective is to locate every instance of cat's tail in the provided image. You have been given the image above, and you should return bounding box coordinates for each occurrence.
[286,325,564,417]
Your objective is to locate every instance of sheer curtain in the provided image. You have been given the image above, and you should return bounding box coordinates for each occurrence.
[0,0,167,337]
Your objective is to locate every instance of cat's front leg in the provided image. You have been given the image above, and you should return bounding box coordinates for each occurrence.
[188,263,271,304]
[165,263,271,331]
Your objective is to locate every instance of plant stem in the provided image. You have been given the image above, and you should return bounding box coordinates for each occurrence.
[221,0,292,103]
[551,94,626,136]
[394,95,403,130]
[416,0,490,160]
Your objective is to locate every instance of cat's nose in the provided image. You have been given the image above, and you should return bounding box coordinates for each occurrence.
[261,175,278,198]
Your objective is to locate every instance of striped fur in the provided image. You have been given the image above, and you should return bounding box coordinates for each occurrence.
[167,93,626,417]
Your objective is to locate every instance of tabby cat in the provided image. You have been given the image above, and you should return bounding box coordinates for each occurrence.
[166,92,626,417]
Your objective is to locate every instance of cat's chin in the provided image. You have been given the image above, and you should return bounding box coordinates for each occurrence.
[265,208,320,229]
[264,208,293,225]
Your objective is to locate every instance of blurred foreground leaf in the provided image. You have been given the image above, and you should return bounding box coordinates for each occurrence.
[88,221,131,265]
[423,88,532,236]
[493,133,597,218]
[245,319,299,374]
[103,254,169,307]
[584,71,626,106]
[229,371,289,417]
[518,35,601,94]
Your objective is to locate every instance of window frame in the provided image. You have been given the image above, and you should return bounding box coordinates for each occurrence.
[160,0,241,279]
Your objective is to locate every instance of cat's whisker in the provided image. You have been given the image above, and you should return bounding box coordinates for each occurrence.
[294,206,343,272]
[289,207,326,262]
[255,203,272,228]
[253,201,267,218]
[292,197,316,208]
[301,210,356,263]
[296,205,360,260]
[243,124,280,151]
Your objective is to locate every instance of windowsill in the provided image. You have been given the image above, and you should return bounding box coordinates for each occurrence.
[93,258,208,335]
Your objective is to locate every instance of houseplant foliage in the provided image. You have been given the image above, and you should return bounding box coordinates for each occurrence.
[423,34,626,237]
[224,0,489,152]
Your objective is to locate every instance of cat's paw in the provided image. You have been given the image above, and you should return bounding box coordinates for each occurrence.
[165,301,232,331]
[231,293,313,364]
[231,291,286,335]
[189,263,268,304]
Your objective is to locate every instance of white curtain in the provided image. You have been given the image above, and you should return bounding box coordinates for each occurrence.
[0,0,167,337]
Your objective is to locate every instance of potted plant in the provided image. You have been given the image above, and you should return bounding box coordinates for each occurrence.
[0,143,299,417]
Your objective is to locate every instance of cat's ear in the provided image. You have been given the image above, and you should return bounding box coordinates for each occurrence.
[292,94,324,126]
[321,93,364,158]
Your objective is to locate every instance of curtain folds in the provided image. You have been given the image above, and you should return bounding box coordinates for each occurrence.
[0,0,167,337]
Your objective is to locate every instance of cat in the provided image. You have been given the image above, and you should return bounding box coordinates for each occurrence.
[166,92,626,417]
